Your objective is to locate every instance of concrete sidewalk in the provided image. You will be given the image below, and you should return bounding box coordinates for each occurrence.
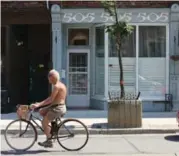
[1,111,179,134]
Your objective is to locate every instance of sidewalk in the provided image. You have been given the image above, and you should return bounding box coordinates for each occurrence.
[1,111,179,134]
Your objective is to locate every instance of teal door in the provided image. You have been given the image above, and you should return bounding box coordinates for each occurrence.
[28,54,50,103]
[27,24,51,104]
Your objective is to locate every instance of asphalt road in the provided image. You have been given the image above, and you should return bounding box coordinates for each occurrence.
[1,134,179,156]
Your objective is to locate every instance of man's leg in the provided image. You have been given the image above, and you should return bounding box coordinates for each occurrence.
[42,115,51,139]
[39,109,48,117]
[38,110,55,148]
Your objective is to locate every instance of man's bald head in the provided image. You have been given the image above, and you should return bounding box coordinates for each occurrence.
[48,69,60,83]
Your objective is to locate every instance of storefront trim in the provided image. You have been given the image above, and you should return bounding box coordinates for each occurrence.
[51,4,171,109]
[104,30,109,100]
[60,8,170,23]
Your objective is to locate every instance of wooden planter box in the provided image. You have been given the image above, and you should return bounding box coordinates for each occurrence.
[108,100,142,128]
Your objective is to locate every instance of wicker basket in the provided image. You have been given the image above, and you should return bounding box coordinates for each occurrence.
[16,105,29,120]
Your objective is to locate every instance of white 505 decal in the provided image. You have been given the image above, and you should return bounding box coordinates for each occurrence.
[62,12,169,23]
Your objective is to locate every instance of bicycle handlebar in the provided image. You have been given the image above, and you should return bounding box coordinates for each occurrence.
[16,104,50,112]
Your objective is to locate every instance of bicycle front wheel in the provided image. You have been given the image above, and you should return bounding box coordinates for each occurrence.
[4,119,37,151]
[57,119,89,151]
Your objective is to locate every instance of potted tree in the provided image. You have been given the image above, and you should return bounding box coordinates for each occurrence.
[101,1,142,128]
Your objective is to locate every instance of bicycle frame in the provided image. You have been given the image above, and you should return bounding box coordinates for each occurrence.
[20,109,73,139]
[6,105,89,152]
[28,111,49,133]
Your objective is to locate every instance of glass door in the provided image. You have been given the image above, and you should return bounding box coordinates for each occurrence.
[67,50,90,108]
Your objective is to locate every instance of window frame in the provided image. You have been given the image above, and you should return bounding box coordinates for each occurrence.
[67,27,90,46]
[106,23,169,101]
[136,23,169,101]
[138,25,167,58]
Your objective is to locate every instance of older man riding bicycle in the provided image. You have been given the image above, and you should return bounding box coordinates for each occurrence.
[30,69,67,148]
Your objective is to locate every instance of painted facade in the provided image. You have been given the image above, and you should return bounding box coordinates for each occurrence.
[1,1,179,112]
[51,3,179,111]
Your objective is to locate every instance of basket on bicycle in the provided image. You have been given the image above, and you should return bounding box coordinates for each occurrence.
[16,104,29,120]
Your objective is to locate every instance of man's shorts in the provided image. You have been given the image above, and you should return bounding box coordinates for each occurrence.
[40,104,66,121]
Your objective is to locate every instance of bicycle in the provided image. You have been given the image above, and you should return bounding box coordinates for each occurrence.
[4,104,89,152]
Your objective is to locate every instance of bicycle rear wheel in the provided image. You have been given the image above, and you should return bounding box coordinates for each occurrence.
[57,119,89,151]
[4,119,37,151]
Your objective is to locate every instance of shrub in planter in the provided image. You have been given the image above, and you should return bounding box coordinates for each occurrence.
[108,97,142,128]
[101,1,142,128]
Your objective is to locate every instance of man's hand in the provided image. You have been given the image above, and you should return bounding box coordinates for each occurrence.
[30,103,40,110]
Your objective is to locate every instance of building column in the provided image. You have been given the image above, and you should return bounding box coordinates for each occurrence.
[169,3,179,110]
[135,25,139,94]
[51,4,62,75]
[104,31,109,100]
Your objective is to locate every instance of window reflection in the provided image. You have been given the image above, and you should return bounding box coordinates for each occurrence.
[138,26,166,99]
[139,26,166,57]
[109,26,136,57]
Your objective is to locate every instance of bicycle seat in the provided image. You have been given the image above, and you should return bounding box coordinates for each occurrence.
[58,113,65,119]
[53,113,65,122]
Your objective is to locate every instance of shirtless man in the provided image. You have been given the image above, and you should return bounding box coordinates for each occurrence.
[30,69,67,148]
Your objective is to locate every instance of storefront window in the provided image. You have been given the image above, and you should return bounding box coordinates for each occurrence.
[109,26,136,57]
[95,27,105,95]
[139,26,166,57]
[138,26,166,99]
[108,26,136,94]
[96,27,104,57]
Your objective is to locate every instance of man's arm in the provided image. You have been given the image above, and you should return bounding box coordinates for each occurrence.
[37,86,59,107]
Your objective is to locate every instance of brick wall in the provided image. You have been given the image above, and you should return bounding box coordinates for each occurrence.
[2,1,179,24]
[53,1,178,8]
[1,1,50,25]
[2,11,51,25]
[1,1,46,12]
[2,1,178,11]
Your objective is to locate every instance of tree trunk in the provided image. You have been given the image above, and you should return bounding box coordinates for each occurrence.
[117,41,125,98]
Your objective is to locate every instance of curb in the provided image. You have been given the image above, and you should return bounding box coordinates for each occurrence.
[1,128,179,135]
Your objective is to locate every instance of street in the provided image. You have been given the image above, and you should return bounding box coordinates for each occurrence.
[1,134,179,156]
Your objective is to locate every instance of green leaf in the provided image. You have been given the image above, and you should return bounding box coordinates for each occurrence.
[101,0,134,95]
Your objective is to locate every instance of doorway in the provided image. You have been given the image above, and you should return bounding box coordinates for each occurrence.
[28,25,51,103]
[5,24,51,110]
[67,49,90,108]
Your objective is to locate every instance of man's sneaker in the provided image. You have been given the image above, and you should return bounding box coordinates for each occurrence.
[38,139,53,148]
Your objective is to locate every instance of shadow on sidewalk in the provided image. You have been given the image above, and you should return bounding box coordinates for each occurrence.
[1,150,50,155]
[91,123,142,129]
[1,150,83,155]
[164,135,179,142]
[0,150,70,155]
[91,123,108,129]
